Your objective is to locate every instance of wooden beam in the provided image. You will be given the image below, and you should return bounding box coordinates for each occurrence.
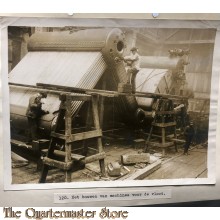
[144,133,185,143]
[148,141,174,148]
[50,132,67,140]
[84,152,106,164]
[41,149,85,161]
[121,153,150,165]
[11,139,32,150]
[123,160,161,180]
[64,95,72,182]
[152,122,176,127]
[91,95,106,177]
[155,110,176,115]
[68,129,102,143]
[42,157,73,170]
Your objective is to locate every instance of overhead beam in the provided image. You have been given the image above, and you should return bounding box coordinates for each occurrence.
[136,32,159,44]
[163,39,215,45]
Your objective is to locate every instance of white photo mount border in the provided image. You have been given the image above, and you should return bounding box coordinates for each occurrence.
[1,16,220,191]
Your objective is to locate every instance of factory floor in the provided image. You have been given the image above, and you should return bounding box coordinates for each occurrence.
[146,145,207,179]
[11,140,207,184]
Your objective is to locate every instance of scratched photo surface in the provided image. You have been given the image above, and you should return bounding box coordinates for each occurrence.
[7,25,216,187]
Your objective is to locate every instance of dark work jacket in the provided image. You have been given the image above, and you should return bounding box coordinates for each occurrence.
[184,125,195,139]
[26,95,44,119]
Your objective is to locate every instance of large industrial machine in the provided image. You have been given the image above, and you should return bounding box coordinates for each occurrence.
[9,28,190,182]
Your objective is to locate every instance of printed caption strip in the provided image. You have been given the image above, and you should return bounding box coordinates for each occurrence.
[54,189,172,203]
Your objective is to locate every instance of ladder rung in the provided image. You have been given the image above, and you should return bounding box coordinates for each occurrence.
[155,111,176,115]
[68,129,102,142]
[41,149,85,161]
[42,157,73,170]
[51,129,102,142]
[152,122,176,127]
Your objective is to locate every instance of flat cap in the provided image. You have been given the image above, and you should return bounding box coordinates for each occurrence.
[130,47,138,51]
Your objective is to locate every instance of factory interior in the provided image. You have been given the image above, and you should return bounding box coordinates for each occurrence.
[8,26,215,184]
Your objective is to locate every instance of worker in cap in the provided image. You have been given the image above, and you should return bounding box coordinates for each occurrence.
[26,92,49,144]
[130,47,138,51]
[123,46,140,93]
[183,121,195,155]
[39,92,47,98]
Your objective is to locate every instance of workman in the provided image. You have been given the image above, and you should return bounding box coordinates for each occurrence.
[183,121,195,155]
[123,47,140,93]
[26,92,49,143]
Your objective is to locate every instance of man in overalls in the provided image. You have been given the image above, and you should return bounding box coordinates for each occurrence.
[123,47,140,93]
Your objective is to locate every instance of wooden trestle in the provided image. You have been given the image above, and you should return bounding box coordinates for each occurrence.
[39,93,106,183]
[144,98,178,156]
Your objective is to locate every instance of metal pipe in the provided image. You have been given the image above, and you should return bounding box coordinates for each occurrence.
[140,56,188,70]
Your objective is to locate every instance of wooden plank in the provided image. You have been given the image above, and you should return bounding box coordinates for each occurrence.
[171,138,185,143]
[148,141,174,148]
[41,149,85,161]
[124,160,162,180]
[68,129,102,142]
[91,95,106,177]
[99,76,107,127]
[155,111,176,115]
[152,122,176,127]
[69,95,91,101]
[11,139,32,150]
[60,93,91,101]
[64,96,73,182]
[144,133,185,143]
[42,157,73,170]
[121,153,150,165]
[11,152,28,162]
[50,132,67,140]
[84,152,106,164]
[86,92,116,98]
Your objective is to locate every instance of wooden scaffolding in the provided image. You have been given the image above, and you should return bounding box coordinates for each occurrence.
[39,93,106,183]
[144,98,178,156]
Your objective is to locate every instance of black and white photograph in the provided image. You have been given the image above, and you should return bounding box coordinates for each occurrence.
[4,23,217,188]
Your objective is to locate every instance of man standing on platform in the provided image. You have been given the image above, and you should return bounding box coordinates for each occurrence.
[123,47,140,93]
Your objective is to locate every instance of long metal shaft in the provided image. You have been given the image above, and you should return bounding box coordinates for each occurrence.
[8,82,187,100]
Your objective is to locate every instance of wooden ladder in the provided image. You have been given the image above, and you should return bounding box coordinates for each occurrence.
[144,98,178,156]
[39,93,106,183]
